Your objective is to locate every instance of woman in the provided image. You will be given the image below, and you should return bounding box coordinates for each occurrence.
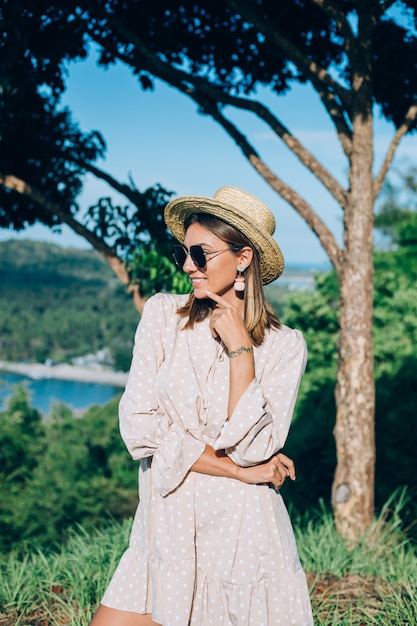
[91,187,313,625]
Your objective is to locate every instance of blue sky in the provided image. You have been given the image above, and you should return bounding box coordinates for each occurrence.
[2,46,415,268]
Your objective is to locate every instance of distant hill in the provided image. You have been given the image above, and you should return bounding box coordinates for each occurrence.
[0,239,324,368]
[0,240,139,370]
[0,239,117,286]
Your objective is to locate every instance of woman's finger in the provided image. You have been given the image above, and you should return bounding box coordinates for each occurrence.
[206,290,232,308]
[273,471,286,490]
[277,453,296,481]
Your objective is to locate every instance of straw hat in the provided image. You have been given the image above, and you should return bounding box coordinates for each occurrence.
[164,186,284,284]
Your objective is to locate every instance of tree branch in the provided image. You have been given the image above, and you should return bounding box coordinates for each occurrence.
[198,102,343,272]
[228,96,349,209]
[373,103,417,199]
[77,160,172,245]
[226,0,350,103]
[0,172,130,285]
[77,159,140,206]
[100,17,349,208]
[307,0,356,47]
[313,87,353,158]
[224,0,354,157]
[97,18,343,268]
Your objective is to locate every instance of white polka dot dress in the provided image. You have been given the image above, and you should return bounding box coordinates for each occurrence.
[101,293,313,625]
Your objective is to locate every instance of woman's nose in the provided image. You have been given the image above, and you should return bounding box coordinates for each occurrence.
[183,251,198,272]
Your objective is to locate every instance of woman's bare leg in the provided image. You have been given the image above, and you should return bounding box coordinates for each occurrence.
[89,604,161,626]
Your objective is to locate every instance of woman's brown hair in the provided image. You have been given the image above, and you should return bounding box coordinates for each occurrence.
[177,213,280,345]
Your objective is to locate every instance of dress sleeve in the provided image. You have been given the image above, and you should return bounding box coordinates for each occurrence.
[212,328,307,466]
[119,294,205,497]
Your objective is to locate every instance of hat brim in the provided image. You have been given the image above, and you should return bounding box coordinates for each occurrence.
[164,196,284,284]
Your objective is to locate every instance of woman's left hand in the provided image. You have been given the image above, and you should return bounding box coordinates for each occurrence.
[206,290,251,350]
[276,452,296,482]
[236,452,296,489]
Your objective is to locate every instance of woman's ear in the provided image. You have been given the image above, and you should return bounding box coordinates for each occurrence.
[238,246,253,269]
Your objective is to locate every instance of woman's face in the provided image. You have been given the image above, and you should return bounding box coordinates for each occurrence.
[182,223,243,305]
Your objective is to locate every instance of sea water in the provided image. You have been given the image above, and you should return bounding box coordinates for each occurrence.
[0,370,123,415]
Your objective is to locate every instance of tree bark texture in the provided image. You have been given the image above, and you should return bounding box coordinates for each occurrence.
[332,108,376,541]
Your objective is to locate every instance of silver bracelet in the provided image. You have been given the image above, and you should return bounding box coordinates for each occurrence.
[229,346,254,358]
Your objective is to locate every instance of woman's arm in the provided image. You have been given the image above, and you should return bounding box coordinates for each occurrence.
[213,329,307,466]
[120,294,205,497]
[191,445,296,489]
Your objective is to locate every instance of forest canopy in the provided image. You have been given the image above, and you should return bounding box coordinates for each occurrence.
[0,240,139,370]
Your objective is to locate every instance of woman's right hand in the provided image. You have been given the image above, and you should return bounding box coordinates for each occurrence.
[235,452,296,490]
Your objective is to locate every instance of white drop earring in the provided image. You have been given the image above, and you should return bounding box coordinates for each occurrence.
[234,265,246,292]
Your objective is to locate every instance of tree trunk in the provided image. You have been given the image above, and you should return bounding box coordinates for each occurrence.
[128,284,148,315]
[332,109,375,541]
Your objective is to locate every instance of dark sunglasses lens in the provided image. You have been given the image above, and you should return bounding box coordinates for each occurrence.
[190,246,206,268]
[173,246,187,267]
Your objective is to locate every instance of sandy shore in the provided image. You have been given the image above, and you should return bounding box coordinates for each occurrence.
[0,360,129,387]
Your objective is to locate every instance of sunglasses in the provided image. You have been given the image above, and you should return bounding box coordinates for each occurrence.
[172,245,231,269]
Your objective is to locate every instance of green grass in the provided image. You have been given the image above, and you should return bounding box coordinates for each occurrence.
[1,493,416,626]
[0,521,132,626]
[294,490,417,625]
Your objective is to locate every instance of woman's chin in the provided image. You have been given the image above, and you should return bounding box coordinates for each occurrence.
[193,289,208,299]
[192,283,210,299]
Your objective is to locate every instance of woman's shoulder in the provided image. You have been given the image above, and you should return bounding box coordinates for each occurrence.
[142,292,189,318]
[274,323,304,339]
[263,323,307,353]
